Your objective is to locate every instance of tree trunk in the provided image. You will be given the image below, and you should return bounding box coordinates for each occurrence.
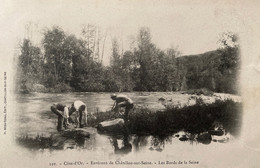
[101,30,107,64]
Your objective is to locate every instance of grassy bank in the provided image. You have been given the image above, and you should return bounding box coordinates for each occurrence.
[90,99,242,136]
[17,134,54,150]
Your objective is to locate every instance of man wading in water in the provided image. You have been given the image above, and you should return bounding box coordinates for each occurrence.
[110,94,134,122]
[51,100,87,131]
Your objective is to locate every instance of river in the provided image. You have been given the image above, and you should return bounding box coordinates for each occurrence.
[16,92,195,137]
[14,92,244,165]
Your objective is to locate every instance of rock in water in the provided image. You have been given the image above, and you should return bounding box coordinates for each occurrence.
[179,135,188,141]
[97,118,125,134]
[208,130,225,136]
[197,132,212,145]
[61,128,92,138]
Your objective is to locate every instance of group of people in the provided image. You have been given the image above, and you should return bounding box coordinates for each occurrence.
[51,94,134,131]
[51,100,87,130]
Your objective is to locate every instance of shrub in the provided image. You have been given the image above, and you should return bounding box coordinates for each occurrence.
[185,88,214,96]
[16,134,53,150]
[88,99,242,136]
[51,83,73,93]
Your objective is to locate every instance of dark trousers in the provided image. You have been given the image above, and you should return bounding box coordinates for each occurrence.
[124,104,134,121]
[69,104,86,128]
[51,106,64,131]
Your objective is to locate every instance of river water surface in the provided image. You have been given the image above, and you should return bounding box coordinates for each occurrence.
[16,92,193,137]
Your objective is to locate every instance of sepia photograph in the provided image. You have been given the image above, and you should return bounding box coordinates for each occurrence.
[0,0,260,168]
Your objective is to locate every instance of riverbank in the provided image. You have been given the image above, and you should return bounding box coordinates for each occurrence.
[16,98,242,150]
[89,99,242,136]
[15,91,242,151]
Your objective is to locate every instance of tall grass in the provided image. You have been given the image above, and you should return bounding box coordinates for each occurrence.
[16,134,54,150]
[90,99,242,136]
[130,99,242,136]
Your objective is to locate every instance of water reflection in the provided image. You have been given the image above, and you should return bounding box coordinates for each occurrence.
[17,127,234,155]
[132,135,148,152]
[149,135,173,152]
[110,134,132,155]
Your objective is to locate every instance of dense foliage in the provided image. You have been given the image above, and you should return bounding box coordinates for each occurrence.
[128,99,242,136]
[16,26,239,94]
[87,99,241,136]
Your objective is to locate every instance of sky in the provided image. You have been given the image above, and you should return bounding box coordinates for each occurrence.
[0,0,246,66]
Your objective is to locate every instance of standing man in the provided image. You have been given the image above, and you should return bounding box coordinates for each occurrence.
[110,94,134,122]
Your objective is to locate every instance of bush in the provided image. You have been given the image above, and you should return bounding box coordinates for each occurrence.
[185,88,214,96]
[16,135,53,150]
[89,99,242,136]
[50,83,74,93]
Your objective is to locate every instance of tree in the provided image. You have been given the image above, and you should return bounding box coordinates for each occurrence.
[64,35,88,90]
[218,32,239,71]
[218,32,240,93]
[120,51,136,91]
[42,26,67,86]
[161,48,179,91]
[17,39,43,92]
[110,38,124,91]
[16,25,239,94]
[135,27,155,91]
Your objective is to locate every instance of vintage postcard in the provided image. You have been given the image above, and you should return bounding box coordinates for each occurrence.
[0,0,260,168]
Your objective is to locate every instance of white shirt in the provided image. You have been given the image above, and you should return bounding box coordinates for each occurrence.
[64,106,69,119]
[73,100,86,111]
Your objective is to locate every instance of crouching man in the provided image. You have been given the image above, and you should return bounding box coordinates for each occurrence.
[69,100,88,128]
[50,103,70,131]
[110,94,134,122]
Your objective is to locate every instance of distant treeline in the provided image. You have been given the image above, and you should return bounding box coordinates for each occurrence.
[16,26,240,94]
